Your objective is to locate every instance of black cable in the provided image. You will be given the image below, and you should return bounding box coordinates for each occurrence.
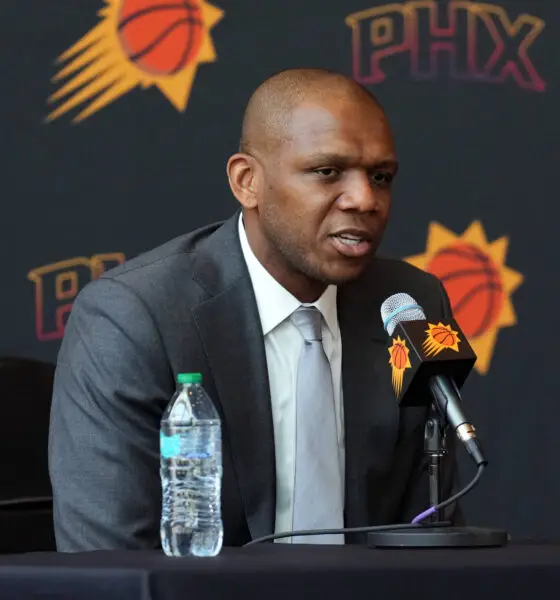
[243,463,485,545]
[438,463,485,511]
[243,522,450,546]
[412,463,485,523]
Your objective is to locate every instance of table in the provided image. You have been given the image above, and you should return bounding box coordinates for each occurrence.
[0,543,558,600]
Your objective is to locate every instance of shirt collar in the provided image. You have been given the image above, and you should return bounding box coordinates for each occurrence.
[238,214,338,338]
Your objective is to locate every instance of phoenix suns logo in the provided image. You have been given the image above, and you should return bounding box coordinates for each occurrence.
[28,253,126,341]
[345,1,546,92]
[46,0,224,123]
[407,221,524,374]
[388,336,412,396]
[423,322,461,357]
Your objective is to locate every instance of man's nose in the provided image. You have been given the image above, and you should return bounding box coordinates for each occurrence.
[337,172,380,212]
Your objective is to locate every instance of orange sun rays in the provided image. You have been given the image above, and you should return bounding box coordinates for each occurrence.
[407,222,524,375]
[46,0,223,123]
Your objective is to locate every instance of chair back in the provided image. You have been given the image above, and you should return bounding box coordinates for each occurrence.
[0,357,56,552]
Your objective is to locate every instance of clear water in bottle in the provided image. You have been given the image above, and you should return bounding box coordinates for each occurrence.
[160,373,223,557]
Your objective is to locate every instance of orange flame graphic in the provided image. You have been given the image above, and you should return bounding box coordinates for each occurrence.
[388,336,412,396]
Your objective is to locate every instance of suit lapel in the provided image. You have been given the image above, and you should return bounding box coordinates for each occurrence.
[338,278,400,535]
[191,215,275,541]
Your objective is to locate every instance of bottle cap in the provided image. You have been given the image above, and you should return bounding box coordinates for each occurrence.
[177,373,202,385]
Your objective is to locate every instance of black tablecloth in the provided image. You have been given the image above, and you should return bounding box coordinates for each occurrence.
[0,543,559,600]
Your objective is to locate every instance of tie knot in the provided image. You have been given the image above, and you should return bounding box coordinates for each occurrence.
[291,307,323,342]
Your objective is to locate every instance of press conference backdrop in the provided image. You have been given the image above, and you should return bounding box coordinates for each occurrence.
[3,0,558,539]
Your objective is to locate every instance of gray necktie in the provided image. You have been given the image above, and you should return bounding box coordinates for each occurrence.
[290,306,344,544]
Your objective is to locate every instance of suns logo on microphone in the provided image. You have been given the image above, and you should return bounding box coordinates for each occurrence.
[46,0,224,123]
[423,322,461,357]
[389,336,412,396]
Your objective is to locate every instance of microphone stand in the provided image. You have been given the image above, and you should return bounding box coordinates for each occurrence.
[367,405,509,548]
[426,408,446,523]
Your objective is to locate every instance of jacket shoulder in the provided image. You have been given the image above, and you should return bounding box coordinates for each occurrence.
[100,221,224,284]
[76,220,226,313]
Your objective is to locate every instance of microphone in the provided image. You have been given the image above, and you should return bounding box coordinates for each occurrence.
[380,292,486,467]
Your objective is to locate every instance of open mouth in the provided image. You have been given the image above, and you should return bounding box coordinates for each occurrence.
[332,233,368,245]
[329,231,374,258]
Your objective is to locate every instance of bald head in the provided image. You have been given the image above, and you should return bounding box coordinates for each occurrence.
[239,68,384,156]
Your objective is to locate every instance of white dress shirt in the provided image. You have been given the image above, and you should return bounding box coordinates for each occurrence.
[238,215,345,540]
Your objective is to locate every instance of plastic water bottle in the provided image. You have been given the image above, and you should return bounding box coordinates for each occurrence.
[160,372,223,557]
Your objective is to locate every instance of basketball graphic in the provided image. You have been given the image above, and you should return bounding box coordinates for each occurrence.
[388,336,412,396]
[47,0,224,123]
[391,342,409,370]
[423,322,460,358]
[406,221,524,375]
[118,0,204,76]
[426,243,504,339]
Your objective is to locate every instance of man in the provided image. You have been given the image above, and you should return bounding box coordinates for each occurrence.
[49,68,461,551]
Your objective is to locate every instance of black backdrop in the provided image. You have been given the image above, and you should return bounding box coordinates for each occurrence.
[3,0,559,539]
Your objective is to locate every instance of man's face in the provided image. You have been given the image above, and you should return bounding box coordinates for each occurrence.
[256,96,398,285]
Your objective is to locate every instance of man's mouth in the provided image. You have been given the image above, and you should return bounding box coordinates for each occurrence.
[329,230,374,258]
[332,232,368,246]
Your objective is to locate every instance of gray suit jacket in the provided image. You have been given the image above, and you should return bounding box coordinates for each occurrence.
[49,212,461,551]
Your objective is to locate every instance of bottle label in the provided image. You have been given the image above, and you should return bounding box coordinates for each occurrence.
[160,433,181,458]
[160,432,211,459]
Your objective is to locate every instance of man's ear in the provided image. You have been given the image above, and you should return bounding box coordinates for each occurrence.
[226,153,261,209]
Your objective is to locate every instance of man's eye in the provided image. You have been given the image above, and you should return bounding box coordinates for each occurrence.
[315,168,339,179]
[372,172,393,186]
